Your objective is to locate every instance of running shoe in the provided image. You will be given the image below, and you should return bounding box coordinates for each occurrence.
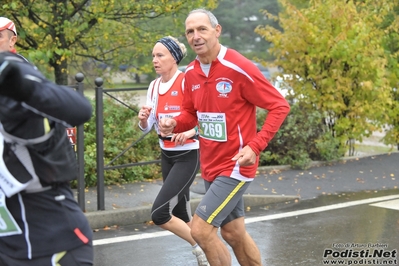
[192,246,210,266]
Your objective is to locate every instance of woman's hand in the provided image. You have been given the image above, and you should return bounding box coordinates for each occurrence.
[171,128,196,146]
[138,105,152,129]
[171,132,188,146]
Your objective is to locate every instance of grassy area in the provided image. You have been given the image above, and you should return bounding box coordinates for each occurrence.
[106,82,149,89]
[83,83,149,98]
[351,144,396,156]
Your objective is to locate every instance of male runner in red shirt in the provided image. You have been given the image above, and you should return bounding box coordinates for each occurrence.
[159,8,290,266]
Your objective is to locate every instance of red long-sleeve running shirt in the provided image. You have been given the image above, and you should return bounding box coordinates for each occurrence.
[174,45,290,182]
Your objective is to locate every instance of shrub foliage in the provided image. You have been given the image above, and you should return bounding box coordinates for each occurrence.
[257,103,344,169]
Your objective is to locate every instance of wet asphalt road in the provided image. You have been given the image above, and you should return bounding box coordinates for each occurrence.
[92,188,399,266]
[91,153,399,265]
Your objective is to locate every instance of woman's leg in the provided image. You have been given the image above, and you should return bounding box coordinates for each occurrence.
[151,149,208,265]
[151,149,199,244]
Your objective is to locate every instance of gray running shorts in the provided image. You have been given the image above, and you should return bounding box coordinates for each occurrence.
[195,176,251,227]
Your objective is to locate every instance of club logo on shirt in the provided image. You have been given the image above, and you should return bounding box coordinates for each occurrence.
[169,106,180,110]
[171,91,178,96]
[192,84,200,91]
[216,81,232,98]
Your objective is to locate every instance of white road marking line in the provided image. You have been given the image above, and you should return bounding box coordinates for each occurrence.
[94,231,172,246]
[369,199,399,210]
[245,194,399,224]
[93,194,399,246]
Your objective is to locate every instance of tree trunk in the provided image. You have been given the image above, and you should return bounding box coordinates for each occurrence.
[50,54,69,85]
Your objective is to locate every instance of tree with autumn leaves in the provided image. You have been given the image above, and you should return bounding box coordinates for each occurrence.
[256,0,399,154]
[1,0,217,85]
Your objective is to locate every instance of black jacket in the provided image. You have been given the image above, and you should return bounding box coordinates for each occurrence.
[0,52,93,259]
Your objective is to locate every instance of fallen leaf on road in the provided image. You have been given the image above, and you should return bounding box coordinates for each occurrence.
[146,221,154,225]
[112,203,123,209]
[268,169,281,174]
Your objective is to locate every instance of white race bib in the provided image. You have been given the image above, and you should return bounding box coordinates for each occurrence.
[158,112,180,120]
[198,112,227,142]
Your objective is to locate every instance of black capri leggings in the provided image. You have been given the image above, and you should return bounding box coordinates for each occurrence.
[151,149,200,225]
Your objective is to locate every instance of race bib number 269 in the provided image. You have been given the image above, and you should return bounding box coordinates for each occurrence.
[198,112,227,142]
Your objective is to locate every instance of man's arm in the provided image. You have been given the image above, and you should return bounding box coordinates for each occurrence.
[243,69,291,155]
[0,52,92,127]
[172,76,198,132]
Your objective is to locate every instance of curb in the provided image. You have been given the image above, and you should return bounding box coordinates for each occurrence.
[85,194,299,229]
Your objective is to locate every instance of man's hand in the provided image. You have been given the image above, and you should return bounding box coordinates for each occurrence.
[158,118,177,137]
[231,145,257,166]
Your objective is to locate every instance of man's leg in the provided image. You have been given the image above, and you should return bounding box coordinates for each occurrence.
[221,217,262,266]
[191,214,232,266]
[192,176,254,266]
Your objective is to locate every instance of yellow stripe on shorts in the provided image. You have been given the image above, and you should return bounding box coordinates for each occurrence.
[206,180,246,224]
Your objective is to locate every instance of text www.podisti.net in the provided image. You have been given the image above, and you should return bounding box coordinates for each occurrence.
[322,248,397,265]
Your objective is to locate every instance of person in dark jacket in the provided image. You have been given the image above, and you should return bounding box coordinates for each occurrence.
[0,21,93,265]
[0,17,17,53]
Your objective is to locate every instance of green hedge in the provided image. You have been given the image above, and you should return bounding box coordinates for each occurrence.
[257,103,345,169]
[71,97,162,188]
